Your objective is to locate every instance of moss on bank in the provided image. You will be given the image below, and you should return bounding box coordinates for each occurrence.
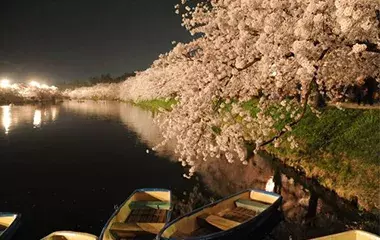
[135,98,380,211]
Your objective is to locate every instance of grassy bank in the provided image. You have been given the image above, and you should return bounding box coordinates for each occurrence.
[265,107,380,211]
[135,98,380,211]
[133,98,177,112]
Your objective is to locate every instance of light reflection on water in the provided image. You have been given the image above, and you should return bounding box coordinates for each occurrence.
[51,107,58,121]
[61,100,175,157]
[0,100,196,240]
[33,109,42,128]
[0,104,59,134]
[1,105,11,134]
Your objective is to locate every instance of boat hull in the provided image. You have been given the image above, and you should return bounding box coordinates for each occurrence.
[41,231,98,240]
[0,213,21,240]
[312,230,380,240]
[157,189,282,240]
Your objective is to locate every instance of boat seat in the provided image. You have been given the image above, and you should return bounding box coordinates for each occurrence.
[197,214,240,231]
[126,208,167,223]
[235,199,270,212]
[129,201,170,210]
[110,222,164,238]
[222,207,258,222]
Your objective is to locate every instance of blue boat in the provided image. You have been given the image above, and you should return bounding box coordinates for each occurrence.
[0,212,21,240]
[156,189,282,240]
[99,188,172,240]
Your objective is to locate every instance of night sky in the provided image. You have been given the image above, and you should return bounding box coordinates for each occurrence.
[0,0,192,83]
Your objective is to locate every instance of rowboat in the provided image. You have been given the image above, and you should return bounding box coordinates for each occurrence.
[156,189,282,240]
[100,188,172,240]
[0,212,21,240]
[312,230,380,240]
[41,231,98,240]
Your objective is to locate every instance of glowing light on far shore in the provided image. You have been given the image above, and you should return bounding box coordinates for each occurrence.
[265,176,275,192]
[29,81,41,88]
[0,79,11,88]
[2,105,11,134]
[29,81,58,90]
[33,109,42,127]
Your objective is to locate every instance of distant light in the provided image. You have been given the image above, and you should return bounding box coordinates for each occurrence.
[29,81,41,88]
[0,79,11,88]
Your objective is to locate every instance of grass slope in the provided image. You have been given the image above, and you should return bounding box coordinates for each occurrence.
[133,98,177,112]
[266,107,380,210]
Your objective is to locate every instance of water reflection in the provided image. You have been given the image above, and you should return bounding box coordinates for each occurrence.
[62,100,176,157]
[62,100,120,118]
[3,101,376,239]
[0,104,59,134]
[2,105,11,134]
[51,107,58,121]
[33,110,42,128]
[61,101,378,238]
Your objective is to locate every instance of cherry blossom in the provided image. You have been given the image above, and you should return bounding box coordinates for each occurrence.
[64,0,379,176]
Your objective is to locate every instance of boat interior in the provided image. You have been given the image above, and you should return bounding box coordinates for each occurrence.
[160,190,279,239]
[102,190,171,240]
[42,231,98,240]
[0,214,17,235]
[44,235,72,240]
[44,236,68,240]
[312,230,380,240]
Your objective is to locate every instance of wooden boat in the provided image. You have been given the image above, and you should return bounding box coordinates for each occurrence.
[100,188,172,240]
[41,231,98,240]
[0,212,21,240]
[312,230,380,240]
[156,189,282,240]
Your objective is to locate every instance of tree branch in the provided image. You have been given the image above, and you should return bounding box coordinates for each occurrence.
[258,77,316,147]
[233,57,261,71]
[258,48,330,148]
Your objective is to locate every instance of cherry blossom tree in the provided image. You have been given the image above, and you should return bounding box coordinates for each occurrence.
[1,83,61,103]
[64,83,120,100]
[65,0,379,177]
[155,0,379,176]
